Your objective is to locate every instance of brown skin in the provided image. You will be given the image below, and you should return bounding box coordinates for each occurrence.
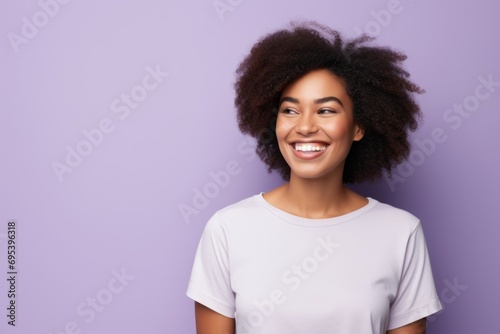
[195,303,426,334]
[195,69,427,333]
[194,302,234,334]
[267,69,366,218]
[388,318,427,334]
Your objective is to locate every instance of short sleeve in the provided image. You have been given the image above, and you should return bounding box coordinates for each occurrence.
[388,222,443,329]
[186,212,235,318]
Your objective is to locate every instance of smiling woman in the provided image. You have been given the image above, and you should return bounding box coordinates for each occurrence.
[275,69,364,184]
[186,21,442,334]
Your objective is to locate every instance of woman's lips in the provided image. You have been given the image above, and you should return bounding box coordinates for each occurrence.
[290,142,329,159]
[293,142,328,152]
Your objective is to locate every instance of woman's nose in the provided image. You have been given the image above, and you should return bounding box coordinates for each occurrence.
[295,113,319,135]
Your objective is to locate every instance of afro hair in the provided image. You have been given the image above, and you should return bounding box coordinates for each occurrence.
[234,21,423,183]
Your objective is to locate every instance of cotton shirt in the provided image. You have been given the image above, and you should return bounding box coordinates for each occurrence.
[186,194,442,333]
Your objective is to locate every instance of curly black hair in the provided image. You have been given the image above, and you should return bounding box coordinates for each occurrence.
[234,21,423,183]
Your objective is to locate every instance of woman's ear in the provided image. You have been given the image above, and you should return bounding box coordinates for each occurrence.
[353,124,365,142]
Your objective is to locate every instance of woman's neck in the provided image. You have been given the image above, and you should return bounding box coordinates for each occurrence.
[265,172,367,219]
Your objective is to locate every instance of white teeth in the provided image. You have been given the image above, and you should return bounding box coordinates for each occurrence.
[294,144,326,152]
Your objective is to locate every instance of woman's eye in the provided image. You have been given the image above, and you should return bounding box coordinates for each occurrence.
[318,109,337,114]
[281,108,297,114]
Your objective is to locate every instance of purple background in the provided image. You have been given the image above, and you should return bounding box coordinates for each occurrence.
[1,0,498,333]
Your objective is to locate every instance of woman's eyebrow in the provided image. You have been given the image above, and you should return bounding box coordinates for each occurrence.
[314,96,344,107]
[279,96,344,107]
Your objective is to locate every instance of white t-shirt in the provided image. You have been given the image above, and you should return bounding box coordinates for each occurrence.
[186,194,442,333]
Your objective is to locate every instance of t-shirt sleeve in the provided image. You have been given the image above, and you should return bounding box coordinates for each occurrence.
[388,222,443,330]
[186,212,235,318]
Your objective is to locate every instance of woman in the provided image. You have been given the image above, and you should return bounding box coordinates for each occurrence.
[186,21,442,334]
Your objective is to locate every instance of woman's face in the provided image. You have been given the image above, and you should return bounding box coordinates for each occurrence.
[276,69,364,181]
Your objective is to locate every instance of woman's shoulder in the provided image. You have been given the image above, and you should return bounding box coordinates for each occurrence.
[199,193,274,239]
[209,193,264,223]
[367,197,421,233]
[370,198,419,219]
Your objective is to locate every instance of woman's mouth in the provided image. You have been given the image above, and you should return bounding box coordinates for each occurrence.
[291,142,329,159]
[293,143,328,152]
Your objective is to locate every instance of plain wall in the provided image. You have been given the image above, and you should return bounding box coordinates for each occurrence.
[1,0,498,333]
